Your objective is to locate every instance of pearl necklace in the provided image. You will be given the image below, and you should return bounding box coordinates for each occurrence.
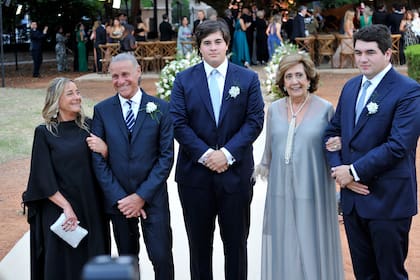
[284,94,310,164]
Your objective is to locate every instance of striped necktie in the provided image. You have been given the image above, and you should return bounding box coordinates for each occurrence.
[125,100,135,132]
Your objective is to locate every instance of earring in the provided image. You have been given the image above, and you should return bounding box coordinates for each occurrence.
[53,109,58,119]
[283,87,287,92]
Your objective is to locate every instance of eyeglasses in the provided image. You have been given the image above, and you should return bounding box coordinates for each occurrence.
[284,72,306,81]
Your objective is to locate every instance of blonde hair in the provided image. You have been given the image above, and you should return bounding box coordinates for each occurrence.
[42,77,88,135]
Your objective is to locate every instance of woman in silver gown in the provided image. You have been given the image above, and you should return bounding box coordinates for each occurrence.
[255,53,344,280]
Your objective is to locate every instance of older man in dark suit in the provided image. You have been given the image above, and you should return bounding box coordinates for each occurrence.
[92,53,174,280]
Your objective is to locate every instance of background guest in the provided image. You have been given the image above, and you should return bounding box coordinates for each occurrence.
[55,25,68,72]
[109,18,125,43]
[29,21,48,78]
[159,14,173,41]
[333,10,355,68]
[399,10,418,52]
[177,16,193,55]
[266,14,282,61]
[94,19,107,73]
[291,5,307,44]
[135,16,148,41]
[23,77,110,280]
[119,24,137,53]
[255,10,268,65]
[193,10,206,35]
[231,11,251,67]
[76,23,88,72]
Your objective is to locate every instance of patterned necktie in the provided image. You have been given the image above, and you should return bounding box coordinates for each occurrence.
[125,100,135,132]
[355,80,371,124]
[209,69,221,124]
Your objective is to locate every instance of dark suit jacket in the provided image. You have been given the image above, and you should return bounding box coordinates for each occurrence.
[324,68,420,219]
[30,29,46,51]
[291,13,306,41]
[387,12,404,34]
[92,92,174,213]
[94,25,107,48]
[159,21,173,41]
[170,62,264,192]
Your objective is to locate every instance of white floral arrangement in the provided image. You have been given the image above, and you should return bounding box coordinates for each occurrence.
[263,43,301,100]
[156,52,202,101]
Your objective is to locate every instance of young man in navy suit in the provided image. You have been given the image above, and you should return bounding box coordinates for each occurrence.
[91,53,174,280]
[325,24,420,279]
[170,20,265,280]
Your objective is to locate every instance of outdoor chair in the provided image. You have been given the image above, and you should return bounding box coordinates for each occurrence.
[294,35,316,62]
[157,41,177,70]
[335,33,355,68]
[135,41,159,73]
[98,43,120,73]
[391,34,401,65]
[315,34,336,67]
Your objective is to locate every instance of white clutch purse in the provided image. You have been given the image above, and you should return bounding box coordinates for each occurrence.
[50,213,88,248]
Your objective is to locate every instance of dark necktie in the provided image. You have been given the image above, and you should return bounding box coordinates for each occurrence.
[125,100,135,132]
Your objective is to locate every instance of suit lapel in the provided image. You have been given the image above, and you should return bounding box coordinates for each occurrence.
[352,69,395,138]
[130,91,150,142]
[111,94,130,141]
[219,63,238,125]
[196,63,217,124]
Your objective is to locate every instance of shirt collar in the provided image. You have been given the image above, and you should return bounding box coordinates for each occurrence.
[203,58,228,79]
[362,63,392,89]
[118,88,142,105]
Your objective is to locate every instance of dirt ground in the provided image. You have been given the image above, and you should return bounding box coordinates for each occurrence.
[0,61,419,280]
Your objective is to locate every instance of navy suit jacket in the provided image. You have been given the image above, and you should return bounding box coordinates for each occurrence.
[92,92,174,213]
[170,62,264,192]
[324,68,420,219]
[291,13,306,41]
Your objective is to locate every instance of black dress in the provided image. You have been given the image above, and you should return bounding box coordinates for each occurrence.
[23,120,110,280]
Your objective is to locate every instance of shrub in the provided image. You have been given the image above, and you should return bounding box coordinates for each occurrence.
[405,44,420,83]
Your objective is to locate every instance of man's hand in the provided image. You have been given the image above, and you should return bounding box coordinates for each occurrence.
[331,165,354,187]
[204,150,229,173]
[346,181,370,195]
[118,193,147,219]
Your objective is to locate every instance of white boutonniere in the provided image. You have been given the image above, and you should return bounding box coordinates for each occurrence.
[366,101,379,115]
[227,86,240,100]
[142,102,161,123]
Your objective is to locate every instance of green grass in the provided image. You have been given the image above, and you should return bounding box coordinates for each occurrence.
[0,88,95,164]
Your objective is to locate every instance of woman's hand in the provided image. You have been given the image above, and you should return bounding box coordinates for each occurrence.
[86,133,108,158]
[62,206,79,231]
[326,136,342,152]
[48,191,79,231]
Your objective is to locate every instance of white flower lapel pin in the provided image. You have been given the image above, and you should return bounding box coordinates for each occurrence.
[227,85,240,100]
[366,102,379,115]
[142,102,161,123]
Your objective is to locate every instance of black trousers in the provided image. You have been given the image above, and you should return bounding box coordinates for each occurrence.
[31,49,43,76]
[178,183,253,280]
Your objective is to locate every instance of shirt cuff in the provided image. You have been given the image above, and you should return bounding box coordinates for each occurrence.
[198,148,214,165]
[350,164,360,182]
[221,147,235,165]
